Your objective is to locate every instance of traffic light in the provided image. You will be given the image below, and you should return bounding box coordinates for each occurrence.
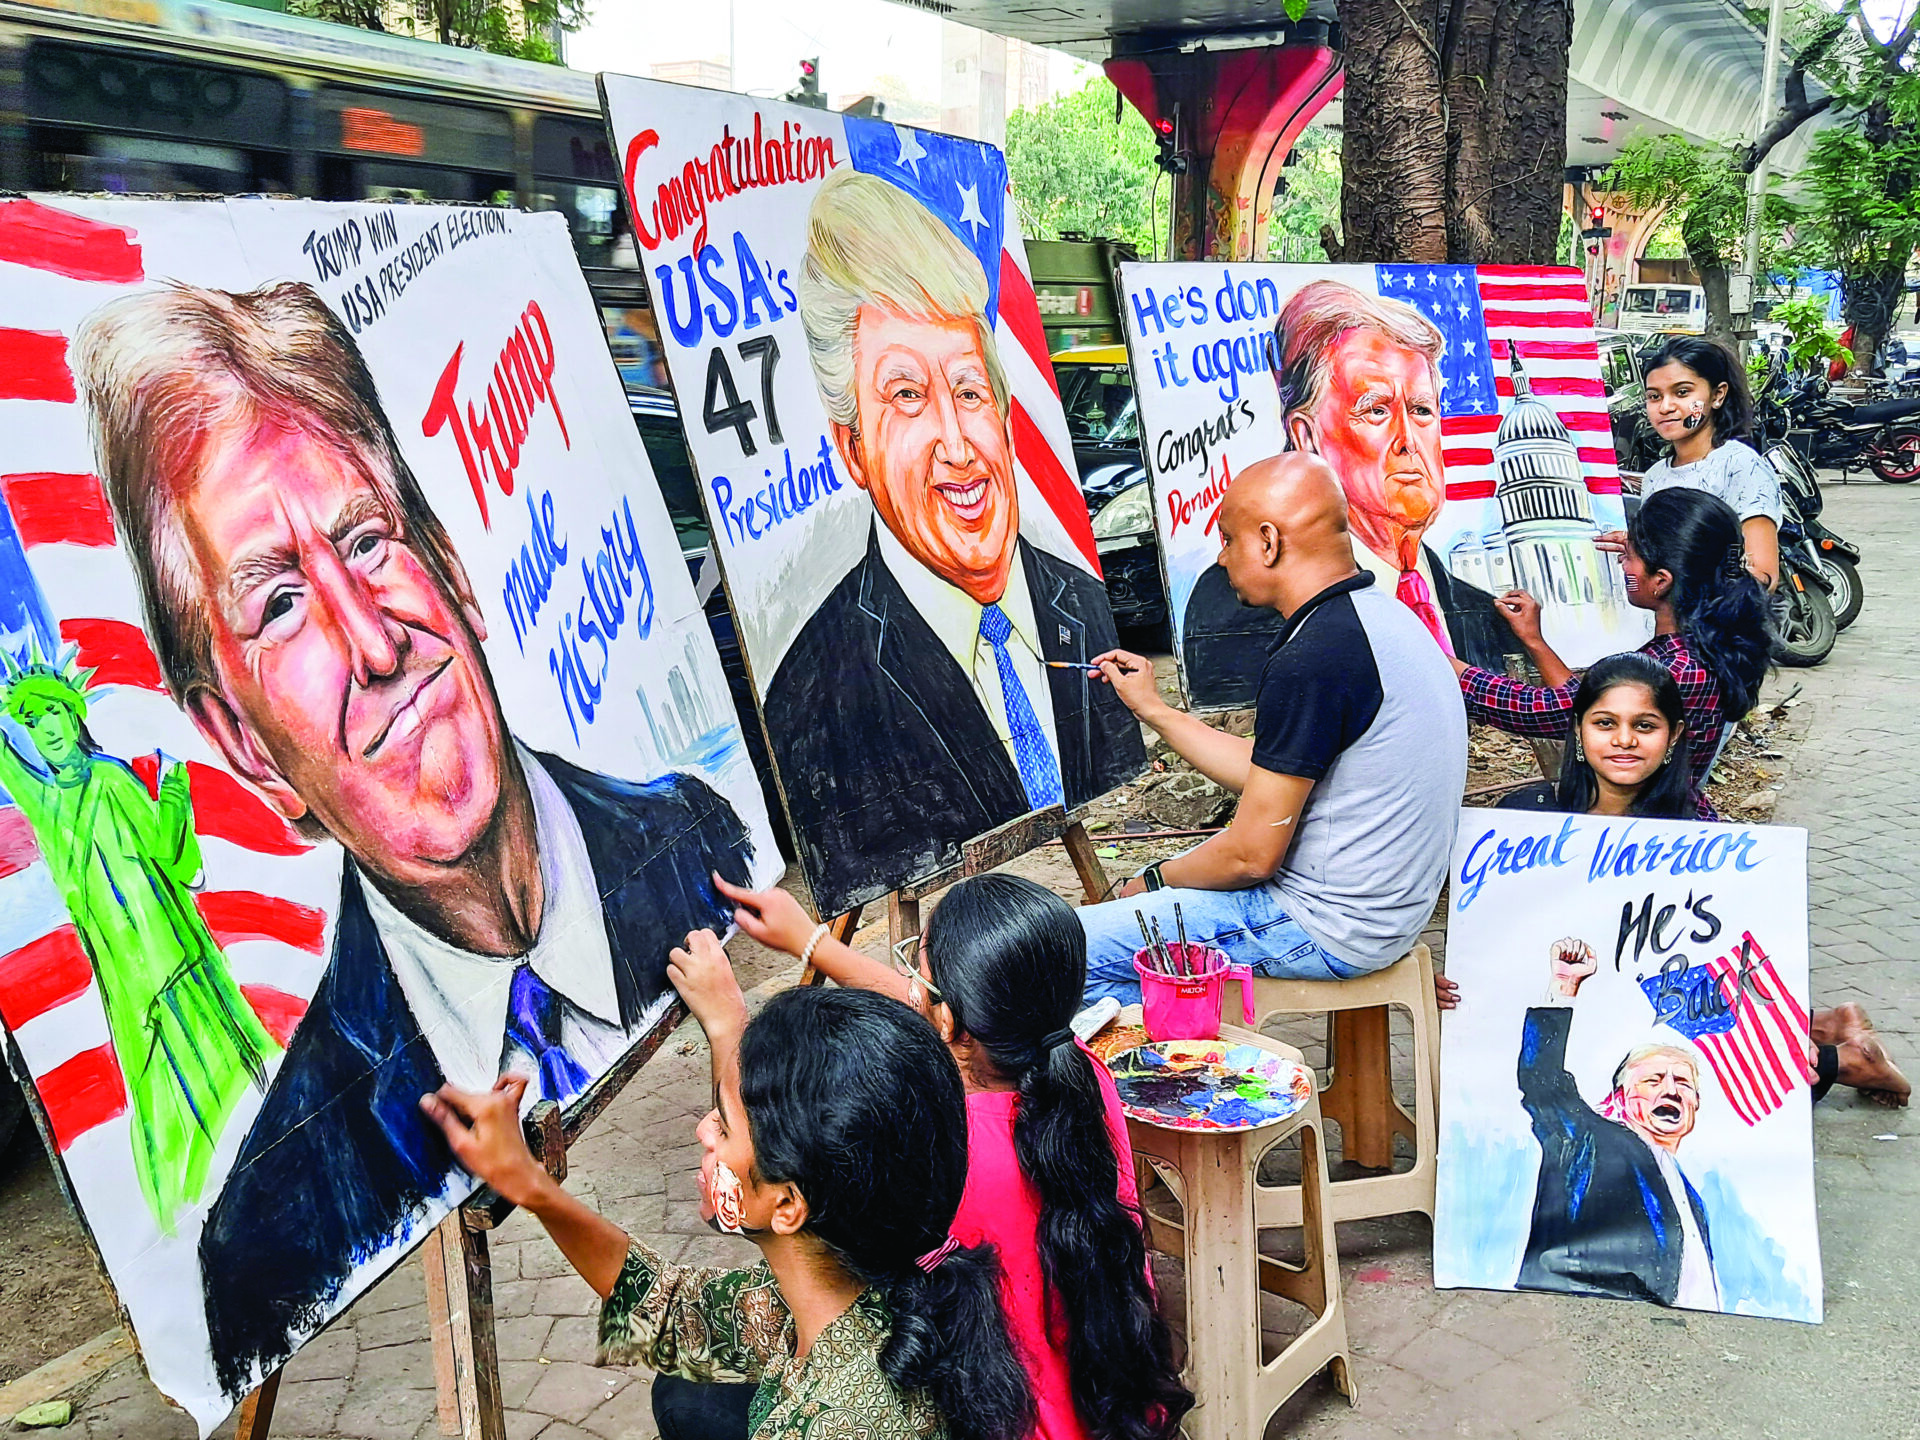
[1152,113,1187,174]
[787,57,825,109]
[1589,203,1605,228]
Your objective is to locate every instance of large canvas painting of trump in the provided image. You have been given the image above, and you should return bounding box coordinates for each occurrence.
[1434,808,1821,1323]
[599,77,1148,918]
[1116,262,1652,708]
[0,195,781,1431]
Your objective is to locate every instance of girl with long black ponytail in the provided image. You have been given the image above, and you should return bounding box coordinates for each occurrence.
[721,872,1193,1440]
[421,937,1033,1440]
[1454,487,1771,818]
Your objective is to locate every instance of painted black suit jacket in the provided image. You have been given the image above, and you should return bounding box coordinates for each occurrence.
[1515,1005,1714,1307]
[762,529,1146,915]
[197,751,752,1400]
[1180,542,1508,706]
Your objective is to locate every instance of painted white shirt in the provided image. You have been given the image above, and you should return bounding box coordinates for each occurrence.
[363,744,631,1098]
[1649,1141,1719,1311]
[874,521,1061,776]
[1353,536,1438,597]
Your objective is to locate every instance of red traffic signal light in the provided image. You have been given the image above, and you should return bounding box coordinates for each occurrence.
[799,59,816,77]
[1588,204,1604,227]
[1155,117,1174,136]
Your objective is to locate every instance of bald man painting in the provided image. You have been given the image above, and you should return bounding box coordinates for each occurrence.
[1080,455,1467,998]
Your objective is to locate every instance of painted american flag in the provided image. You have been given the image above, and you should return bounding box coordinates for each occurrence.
[0,198,336,1159]
[1373,263,1623,505]
[840,116,1102,574]
[1637,931,1813,1127]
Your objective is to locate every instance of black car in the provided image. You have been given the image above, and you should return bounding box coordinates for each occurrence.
[1598,330,1662,473]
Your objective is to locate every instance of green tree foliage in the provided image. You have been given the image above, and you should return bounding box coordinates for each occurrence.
[1783,69,1920,369]
[292,0,585,62]
[1005,79,1158,251]
[1602,135,1761,337]
[1768,294,1853,373]
[1266,127,1341,261]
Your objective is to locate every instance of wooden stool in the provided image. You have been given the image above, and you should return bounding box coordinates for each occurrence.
[1126,1024,1355,1439]
[1250,943,1440,1228]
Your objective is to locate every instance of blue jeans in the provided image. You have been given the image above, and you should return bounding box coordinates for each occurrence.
[1079,883,1364,1008]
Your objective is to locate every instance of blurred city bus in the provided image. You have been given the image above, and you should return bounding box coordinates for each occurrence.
[0,0,633,281]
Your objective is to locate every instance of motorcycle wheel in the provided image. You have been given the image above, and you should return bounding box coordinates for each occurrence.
[1772,565,1838,666]
[1871,426,1920,483]
[1816,553,1864,629]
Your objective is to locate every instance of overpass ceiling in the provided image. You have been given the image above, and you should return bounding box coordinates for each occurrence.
[920,0,1830,169]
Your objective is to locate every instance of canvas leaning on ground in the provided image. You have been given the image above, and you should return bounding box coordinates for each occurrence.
[599,76,1148,918]
[1115,261,1651,708]
[0,195,783,1433]
[1434,807,1821,1323]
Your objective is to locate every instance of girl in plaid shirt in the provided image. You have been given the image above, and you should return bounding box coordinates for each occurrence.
[1453,489,1771,816]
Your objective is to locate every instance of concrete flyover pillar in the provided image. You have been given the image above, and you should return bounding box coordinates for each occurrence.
[1105,30,1343,262]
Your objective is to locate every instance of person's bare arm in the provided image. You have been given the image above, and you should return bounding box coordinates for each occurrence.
[1742,515,1780,591]
[714,875,914,1004]
[1155,765,1313,890]
[1492,590,1575,689]
[1093,648,1254,793]
[422,1077,633,1298]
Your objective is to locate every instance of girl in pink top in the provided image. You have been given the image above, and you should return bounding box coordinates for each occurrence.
[720,873,1192,1440]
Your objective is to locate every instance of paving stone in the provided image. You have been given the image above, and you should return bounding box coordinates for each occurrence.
[282,1326,358,1381]
[577,1376,661,1440]
[524,1359,630,1425]
[331,1384,438,1440]
[1386,1326,1504,1391]
[352,1337,437,1390]
[534,1275,603,1317]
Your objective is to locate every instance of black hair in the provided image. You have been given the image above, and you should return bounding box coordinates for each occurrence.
[738,988,1034,1440]
[1641,335,1754,444]
[1554,652,1699,819]
[924,875,1193,1440]
[1627,487,1772,721]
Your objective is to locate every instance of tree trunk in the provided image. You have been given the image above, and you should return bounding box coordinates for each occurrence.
[1334,0,1446,262]
[1444,0,1573,263]
[1697,262,1733,344]
[1334,0,1572,265]
[1842,266,1906,375]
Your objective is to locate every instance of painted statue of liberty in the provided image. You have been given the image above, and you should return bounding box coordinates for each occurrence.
[0,644,280,1232]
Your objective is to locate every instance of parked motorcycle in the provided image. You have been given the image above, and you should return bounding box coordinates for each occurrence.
[1766,443,1864,630]
[1756,370,1920,483]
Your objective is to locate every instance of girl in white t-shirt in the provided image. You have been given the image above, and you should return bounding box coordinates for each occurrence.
[1611,336,1782,589]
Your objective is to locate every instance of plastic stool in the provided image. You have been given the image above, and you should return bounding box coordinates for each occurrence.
[1250,943,1440,1228]
[1127,1024,1356,1440]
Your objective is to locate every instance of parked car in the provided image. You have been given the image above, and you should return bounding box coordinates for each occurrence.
[629,389,794,859]
[1597,329,1662,472]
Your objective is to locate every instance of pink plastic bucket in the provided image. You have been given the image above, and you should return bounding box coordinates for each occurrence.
[1133,943,1254,1042]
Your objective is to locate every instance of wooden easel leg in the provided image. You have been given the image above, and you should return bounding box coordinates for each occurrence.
[1059,820,1112,903]
[423,1210,506,1440]
[799,904,863,987]
[233,1369,281,1440]
[423,1225,461,1435]
[888,891,921,948]
[1323,1008,1395,1170]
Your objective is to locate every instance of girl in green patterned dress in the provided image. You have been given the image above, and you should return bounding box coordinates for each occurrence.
[421,931,1034,1440]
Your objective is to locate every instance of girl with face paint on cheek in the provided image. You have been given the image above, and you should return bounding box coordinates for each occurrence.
[1635,335,1782,590]
[419,933,1035,1440]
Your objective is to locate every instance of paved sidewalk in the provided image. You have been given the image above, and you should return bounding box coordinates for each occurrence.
[36,482,1920,1440]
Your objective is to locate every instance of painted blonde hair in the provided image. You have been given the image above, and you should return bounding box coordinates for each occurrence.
[1272,279,1445,429]
[69,281,469,704]
[796,167,1009,436]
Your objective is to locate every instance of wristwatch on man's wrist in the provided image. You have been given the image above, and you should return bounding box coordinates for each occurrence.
[1141,861,1168,892]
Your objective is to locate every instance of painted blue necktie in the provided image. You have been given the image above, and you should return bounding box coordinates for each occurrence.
[506,964,591,1101]
[979,602,1063,810]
